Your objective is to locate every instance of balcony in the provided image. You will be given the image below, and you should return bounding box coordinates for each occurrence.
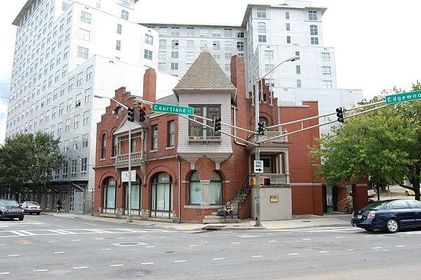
[249,173,290,188]
[248,130,288,144]
[247,131,290,154]
[114,152,144,168]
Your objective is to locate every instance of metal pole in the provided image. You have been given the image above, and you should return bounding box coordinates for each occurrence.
[127,121,133,222]
[254,80,262,227]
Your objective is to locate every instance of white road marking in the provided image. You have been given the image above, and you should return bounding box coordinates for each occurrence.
[110,264,123,267]
[53,251,65,254]
[47,241,55,243]
[252,255,263,258]
[288,253,300,256]
[95,237,104,240]
[268,240,277,243]
[9,231,26,236]
[319,251,330,254]
[7,254,20,257]
[145,245,155,248]
[17,230,35,236]
[33,269,48,272]
[73,266,87,270]
[0,272,10,275]
[0,244,5,246]
[213,257,225,261]
[189,244,198,247]
[302,238,311,241]
[372,247,382,250]
[347,249,353,251]
[101,248,111,251]
[335,236,344,239]
[396,245,405,248]
[72,239,81,242]
[173,260,187,263]
[231,242,240,245]
[141,262,154,265]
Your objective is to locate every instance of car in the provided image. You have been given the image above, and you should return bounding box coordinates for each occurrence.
[351,199,421,233]
[0,199,25,221]
[405,189,415,196]
[20,201,42,215]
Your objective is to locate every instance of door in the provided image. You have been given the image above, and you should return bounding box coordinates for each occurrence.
[69,193,74,212]
[151,173,172,218]
[388,200,416,229]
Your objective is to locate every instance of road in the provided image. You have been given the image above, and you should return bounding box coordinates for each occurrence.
[1,214,421,279]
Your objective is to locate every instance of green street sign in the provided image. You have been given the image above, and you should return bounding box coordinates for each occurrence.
[152,103,194,115]
[385,90,421,105]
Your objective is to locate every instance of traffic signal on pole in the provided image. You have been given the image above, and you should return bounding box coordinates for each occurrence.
[214,117,221,132]
[257,121,265,136]
[139,106,146,122]
[127,107,134,122]
[336,107,344,123]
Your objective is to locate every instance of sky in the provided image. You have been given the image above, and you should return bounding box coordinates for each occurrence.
[1,0,420,144]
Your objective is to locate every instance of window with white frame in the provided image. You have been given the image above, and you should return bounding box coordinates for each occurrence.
[257,8,267,18]
[66,98,72,112]
[323,80,333,88]
[121,10,129,20]
[170,63,178,70]
[77,46,89,59]
[81,157,87,176]
[73,136,79,150]
[73,115,79,129]
[76,72,83,87]
[171,40,179,49]
[159,39,166,49]
[145,34,153,45]
[287,36,291,44]
[296,65,301,74]
[151,125,158,150]
[310,25,318,36]
[80,11,91,24]
[116,40,121,51]
[84,88,91,103]
[117,24,122,34]
[311,37,318,45]
[297,79,302,88]
[83,110,89,126]
[82,134,89,148]
[258,35,266,43]
[71,159,77,178]
[213,41,220,51]
[75,94,81,107]
[64,139,70,152]
[78,28,90,41]
[171,27,180,36]
[86,65,93,81]
[189,105,221,140]
[237,41,244,51]
[308,10,318,21]
[186,52,195,61]
[322,66,331,75]
[285,11,290,19]
[321,52,331,62]
[144,49,153,60]
[62,161,68,178]
[171,51,178,59]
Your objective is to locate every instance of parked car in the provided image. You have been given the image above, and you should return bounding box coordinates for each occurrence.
[351,199,421,233]
[405,189,415,196]
[0,199,25,221]
[20,201,42,215]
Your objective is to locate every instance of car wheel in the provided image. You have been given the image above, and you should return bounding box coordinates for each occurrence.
[385,218,399,233]
[19,216,24,221]
[36,212,40,215]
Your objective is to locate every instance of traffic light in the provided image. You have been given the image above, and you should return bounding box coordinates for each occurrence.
[214,117,221,132]
[139,106,146,122]
[257,121,265,136]
[336,107,344,123]
[127,107,134,122]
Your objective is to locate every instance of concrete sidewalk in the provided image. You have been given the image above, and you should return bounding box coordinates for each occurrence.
[45,212,352,231]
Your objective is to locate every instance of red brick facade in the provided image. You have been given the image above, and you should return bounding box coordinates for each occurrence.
[93,54,367,222]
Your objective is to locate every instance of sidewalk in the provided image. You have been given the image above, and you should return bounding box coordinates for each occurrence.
[45,212,352,232]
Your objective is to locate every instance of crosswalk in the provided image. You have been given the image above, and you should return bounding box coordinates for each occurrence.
[266,226,362,233]
[0,228,176,238]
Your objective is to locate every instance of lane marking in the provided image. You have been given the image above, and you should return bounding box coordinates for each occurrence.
[145,245,155,248]
[231,242,240,245]
[141,262,154,265]
[72,239,81,242]
[302,238,311,241]
[73,266,87,270]
[110,264,123,267]
[372,247,382,250]
[53,252,65,254]
[173,260,187,263]
[17,230,34,236]
[213,257,225,261]
[347,249,353,251]
[9,231,26,236]
[0,272,10,275]
[268,240,277,243]
[335,236,344,239]
[252,255,263,258]
[7,254,20,257]
[101,248,111,251]
[189,244,198,247]
[319,251,330,254]
[33,269,48,272]
[396,245,405,248]
[288,253,300,256]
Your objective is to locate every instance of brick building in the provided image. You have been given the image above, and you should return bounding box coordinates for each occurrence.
[93,51,367,222]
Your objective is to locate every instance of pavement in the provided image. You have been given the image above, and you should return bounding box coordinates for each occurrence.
[44,212,352,231]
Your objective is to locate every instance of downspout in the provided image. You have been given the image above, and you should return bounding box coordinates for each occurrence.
[177,154,182,223]
[232,105,247,147]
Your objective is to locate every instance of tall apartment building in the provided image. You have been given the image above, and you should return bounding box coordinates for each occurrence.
[5,0,176,212]
[143,0,363,129]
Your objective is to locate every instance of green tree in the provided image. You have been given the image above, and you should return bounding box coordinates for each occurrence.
[311,86,420,200]
[0,132,64,192]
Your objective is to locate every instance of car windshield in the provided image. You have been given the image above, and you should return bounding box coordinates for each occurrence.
[363,200,387,211]
[25,202,39,206]
[0,200,19,207]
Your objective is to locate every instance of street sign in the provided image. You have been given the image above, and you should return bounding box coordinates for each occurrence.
[152,103,194,115]
[121,170,136,182]
[385,90,421,105]
[254,160,264,174]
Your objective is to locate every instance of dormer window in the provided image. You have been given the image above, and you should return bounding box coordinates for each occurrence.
[188,104,221,141]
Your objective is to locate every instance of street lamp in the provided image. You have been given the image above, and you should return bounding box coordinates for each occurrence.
[254,55,299,227]
[94,94,133,222]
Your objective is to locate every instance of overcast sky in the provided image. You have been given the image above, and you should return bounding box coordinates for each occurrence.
[1,0,420,144]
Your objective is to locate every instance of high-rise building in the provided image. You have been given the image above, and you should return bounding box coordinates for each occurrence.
[5,0,178,212]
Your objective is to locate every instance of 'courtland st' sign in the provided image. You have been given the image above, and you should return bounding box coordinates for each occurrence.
[152,103,194,116]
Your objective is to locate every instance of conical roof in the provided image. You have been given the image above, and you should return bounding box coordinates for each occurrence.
[174,50,235,94]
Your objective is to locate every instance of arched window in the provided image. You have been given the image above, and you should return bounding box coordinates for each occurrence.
[189,171,201,205]
[209,171,222,205]
[257,22,266,33]
[125,177,141,214]
[151,172,172,218]
[101,133,106,159]
[102,177,116,213]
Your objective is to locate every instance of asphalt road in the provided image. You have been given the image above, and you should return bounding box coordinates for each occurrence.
[1,214,421,279]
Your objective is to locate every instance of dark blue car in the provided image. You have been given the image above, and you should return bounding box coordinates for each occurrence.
[351,199,421,233]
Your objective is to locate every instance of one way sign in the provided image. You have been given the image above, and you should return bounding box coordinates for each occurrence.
[254,160,264,174]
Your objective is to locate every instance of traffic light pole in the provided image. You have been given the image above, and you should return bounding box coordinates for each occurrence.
[127,120,133,222]
[254,82,262,227]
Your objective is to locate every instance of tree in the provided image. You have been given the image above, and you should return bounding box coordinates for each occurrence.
[311,86,420,200]
[0,132,64,193]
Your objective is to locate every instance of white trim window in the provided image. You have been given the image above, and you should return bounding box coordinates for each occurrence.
[145,34,153,45]
[308,10,318,21]
[144,49,153,60]
[322,52,331,62]
[80,11,91,24]
[257,8,267,18]
[322,66,332,75]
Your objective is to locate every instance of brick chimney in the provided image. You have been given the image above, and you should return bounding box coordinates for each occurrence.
[143,68,156,102]
[230,55,246,100]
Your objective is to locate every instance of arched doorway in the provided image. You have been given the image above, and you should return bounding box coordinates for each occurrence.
[102,177,116,214]
[150,172,172,218]
[124,177,141,216]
